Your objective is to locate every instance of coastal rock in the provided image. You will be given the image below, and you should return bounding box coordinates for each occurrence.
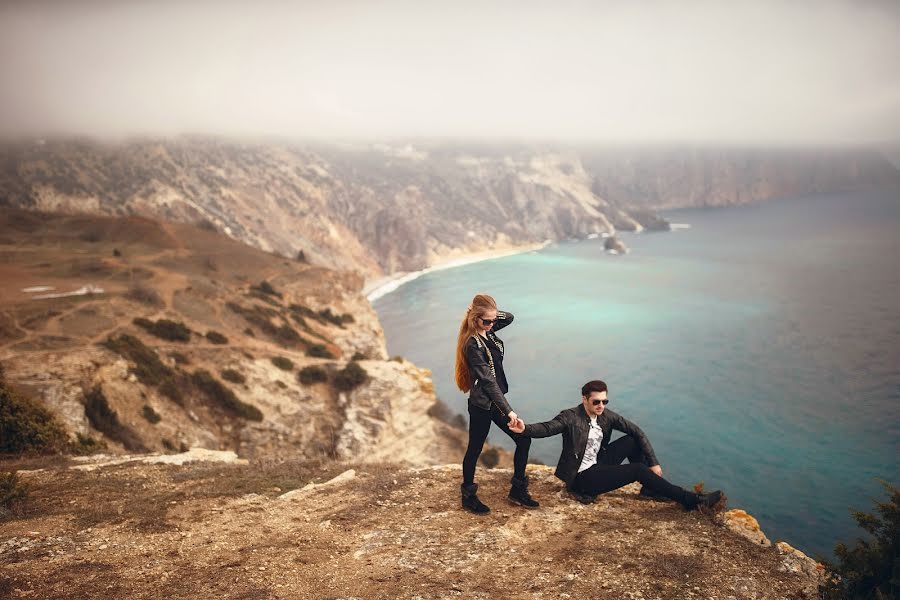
[723,509,772,547]
[604,236,629,254]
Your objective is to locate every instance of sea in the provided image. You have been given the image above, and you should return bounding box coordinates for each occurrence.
[372,188,900,559]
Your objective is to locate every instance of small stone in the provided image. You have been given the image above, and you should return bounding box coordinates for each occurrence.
[99,544,108,550]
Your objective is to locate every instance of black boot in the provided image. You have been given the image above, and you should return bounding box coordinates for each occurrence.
[682,490,725,511]
[508,475,540,509]
[461,483,490,514]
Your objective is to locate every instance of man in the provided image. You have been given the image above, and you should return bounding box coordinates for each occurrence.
[510,379,723,510]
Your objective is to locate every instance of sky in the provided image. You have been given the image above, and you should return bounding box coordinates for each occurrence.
[1,0,899,145]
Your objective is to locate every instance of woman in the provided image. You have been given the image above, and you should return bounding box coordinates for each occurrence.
[455,293,538,513]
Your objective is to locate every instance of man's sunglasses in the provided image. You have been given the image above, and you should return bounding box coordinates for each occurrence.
[480,318,498,325]
[591,399,610,406]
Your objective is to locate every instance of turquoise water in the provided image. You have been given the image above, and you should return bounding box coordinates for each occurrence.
[373,189,900,558]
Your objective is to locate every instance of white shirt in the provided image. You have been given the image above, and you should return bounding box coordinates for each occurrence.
[578,416,604,473]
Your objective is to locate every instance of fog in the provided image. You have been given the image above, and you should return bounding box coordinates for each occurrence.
[1,0,899,144]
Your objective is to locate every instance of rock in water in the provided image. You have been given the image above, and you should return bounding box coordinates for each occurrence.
[604,236,629,254]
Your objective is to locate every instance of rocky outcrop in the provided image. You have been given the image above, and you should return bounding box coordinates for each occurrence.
[604,235,629,254]
[0,210,470,464]
[2,459,823,599]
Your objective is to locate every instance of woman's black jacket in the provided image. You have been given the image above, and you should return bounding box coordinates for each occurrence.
[523,405,659,489]
[465,310,514,416]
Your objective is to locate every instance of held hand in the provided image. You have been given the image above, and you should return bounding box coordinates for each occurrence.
[509,419,525,434]
[650,465,663,477]
[507,412,518,429]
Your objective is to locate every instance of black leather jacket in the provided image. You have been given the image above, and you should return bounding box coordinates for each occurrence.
[465,310,514,415]
[523,405,659,489]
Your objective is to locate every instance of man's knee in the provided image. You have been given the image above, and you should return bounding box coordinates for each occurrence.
[515,435,531,449]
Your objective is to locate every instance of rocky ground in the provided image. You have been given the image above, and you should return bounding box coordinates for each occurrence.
[1,452,821,599]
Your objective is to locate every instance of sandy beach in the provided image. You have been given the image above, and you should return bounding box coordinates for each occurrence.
[364,241,551,302]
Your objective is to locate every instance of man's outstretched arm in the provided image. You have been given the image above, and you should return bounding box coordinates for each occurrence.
[516,412,566,438]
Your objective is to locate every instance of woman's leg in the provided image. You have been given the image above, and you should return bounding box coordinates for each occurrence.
[489,405,531,480]
[462,405,493,485]
[574,463,690,504]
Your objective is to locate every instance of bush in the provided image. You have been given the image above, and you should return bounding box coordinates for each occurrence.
[170,352,190,365]
[252,281,281,298]
[103,334,184,405]
[480,447,500,468]
[243,328,255,337]
[298,365,328,385]
[125,285,163,307]
[333,361,367,392]
[307,344,335,359]
[0,471,28,516]
[427,398,467,430]
[83,387,148,452]
[351,352,368,361]
[132,317,191,342]
[296,249,307,262]
[820,481,899,599]
[0,376,69,454]
[205,331,228,345]
[318,308,354,327]
[390,355,404,363]
[220,369,246,384]
[141,405,162,424]
[71,433,106,455]
[190,370,263,421]
[271,356,294,371]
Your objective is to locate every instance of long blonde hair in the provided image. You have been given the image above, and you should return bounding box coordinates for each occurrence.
[454,293,497,392]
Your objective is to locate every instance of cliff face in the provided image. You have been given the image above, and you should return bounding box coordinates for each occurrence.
[0,210,469,464]
[582,146,900,210]
[3,138,894,279]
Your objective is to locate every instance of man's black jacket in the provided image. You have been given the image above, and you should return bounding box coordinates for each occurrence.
[465,310,514,415]
[523,405,659,489]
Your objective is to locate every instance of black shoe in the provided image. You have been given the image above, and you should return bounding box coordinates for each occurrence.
[568,489,597,504]
[508,476,539,509]
[683,490,725,511]
[461,483,490,514]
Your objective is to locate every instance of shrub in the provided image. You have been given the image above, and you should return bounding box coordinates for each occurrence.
[220,369,246,384]
[125,286,163,307]
[820,481,899,599]
[271,356,294,371]
[317,308,354,327]
[390,355,404,363]
[141,405,162,424]
[0,375,69,454]
[133,317,191,342]
[0,471,28,516]
[170,352,190,365]
[298,365,328,385]
[307,344,335,359]
[103,334,184,404]
[83,387,148,452]
[333,361,367,392]
[190,370,262,421]
[480,447,500,468]
[427,398,467,430]
[161,438,177,452]
[71,433,106,455]
[112,248,122,257]
[275,380,287,389]
[243,327,255,337]
[252,281,281,298]
[205,331,228,345]
[295,249,307,262]
[351,352,368,361]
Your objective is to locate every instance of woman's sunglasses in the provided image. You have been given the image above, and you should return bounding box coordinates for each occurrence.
[480,318,498,325]
[591,399,610,406]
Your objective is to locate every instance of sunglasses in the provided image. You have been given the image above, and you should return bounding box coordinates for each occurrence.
[591,399,610,406]
[480,318,498,325]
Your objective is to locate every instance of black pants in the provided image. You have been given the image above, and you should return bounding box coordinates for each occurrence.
[462,403,531,485]
[572,435,690,504]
